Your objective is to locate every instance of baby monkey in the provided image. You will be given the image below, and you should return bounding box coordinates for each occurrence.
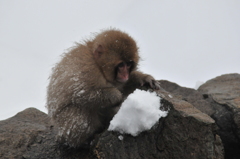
[46,29,160,148]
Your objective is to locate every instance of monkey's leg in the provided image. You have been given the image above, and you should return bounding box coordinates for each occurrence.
[54,105,101,148]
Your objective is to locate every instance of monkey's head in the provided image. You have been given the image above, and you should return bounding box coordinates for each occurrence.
[92,29,140,84]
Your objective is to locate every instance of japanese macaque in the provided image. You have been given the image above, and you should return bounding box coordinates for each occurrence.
[46,29,160,148]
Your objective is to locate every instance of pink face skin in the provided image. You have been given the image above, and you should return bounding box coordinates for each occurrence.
[116,61,132,83]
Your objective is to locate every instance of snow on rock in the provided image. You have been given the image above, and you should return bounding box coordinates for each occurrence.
[118,135,124,140]
[108,89,168,136]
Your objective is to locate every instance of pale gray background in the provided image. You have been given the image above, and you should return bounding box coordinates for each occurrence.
[0,0,239,120]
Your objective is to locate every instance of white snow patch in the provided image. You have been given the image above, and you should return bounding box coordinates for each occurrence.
[118,135,124,140]
[76,90,85,96]
[71,76,79,81]
[108,89,168,136]
[67,129,70,135]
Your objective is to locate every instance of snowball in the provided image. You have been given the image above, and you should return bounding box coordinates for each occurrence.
[108,89,168,136]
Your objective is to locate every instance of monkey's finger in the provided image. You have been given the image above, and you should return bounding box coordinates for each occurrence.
[149,80,154,89]
[139,80,144,87]
[152,80,161,90]
[155,83,161,90]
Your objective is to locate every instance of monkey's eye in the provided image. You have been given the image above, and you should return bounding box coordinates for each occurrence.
[126,61,133,67]
[118,62,125,68]
[117,61,134,68]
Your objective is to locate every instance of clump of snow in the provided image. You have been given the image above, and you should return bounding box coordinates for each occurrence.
[108,89,168,136]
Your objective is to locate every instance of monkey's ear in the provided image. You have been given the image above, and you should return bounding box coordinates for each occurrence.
[94,45,104,59]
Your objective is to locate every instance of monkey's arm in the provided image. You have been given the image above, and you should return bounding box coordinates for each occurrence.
[122,71,160,97]
[86,87,123,108]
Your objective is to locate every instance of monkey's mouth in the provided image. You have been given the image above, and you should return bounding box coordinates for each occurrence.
[116,74,129,83]
[116,62,131,83]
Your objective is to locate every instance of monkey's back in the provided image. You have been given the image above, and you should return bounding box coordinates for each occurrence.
[46,44,99,118]
[46,43,107,147]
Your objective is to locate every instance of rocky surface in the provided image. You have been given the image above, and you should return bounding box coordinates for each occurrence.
[93,95,223,159]
[0,108,59,159]
[160,73,240,159]
[1,73,239,159]
[198,73,240,159]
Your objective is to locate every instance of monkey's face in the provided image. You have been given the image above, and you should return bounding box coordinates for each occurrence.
[96,54,136,85]
[93,29,139,84]
[115,61,134,83]
[94,46,138,85]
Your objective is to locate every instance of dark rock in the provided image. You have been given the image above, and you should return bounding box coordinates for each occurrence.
[198,73,240,109]
[160,73,240,159]
[198,73,240,159]
[0,108,60,159]
[0,90,223,159]
[94,93,223,159]
[159,80,216,116]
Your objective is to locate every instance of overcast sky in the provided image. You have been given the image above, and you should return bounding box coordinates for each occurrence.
[0,0,239,120]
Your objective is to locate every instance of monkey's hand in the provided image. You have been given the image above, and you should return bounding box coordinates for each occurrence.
[139,74,161,90]
[130,71,160,90]
[100,87,123,108]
